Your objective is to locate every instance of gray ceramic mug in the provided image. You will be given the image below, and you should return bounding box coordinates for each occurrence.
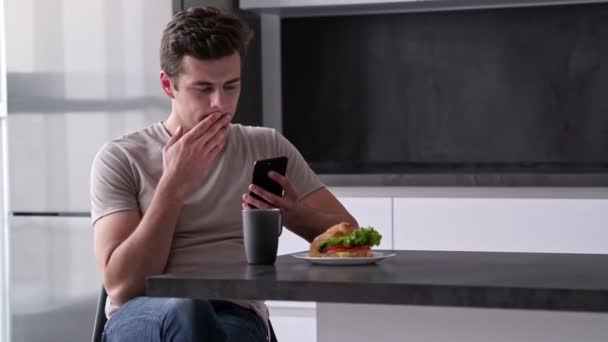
[242,208,283,265]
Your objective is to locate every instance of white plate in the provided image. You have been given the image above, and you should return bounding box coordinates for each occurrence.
[291,251,396,265]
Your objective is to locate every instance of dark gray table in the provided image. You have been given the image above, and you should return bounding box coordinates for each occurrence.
[146,250,608,313]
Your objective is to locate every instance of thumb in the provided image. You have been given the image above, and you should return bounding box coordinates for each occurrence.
[166,126,183,147]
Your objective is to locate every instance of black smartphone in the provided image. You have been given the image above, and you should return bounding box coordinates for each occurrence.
[249,156,288,208]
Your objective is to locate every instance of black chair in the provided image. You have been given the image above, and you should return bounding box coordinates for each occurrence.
[92,286,278,342]
[269,317,279,342]
[92,285,108,342]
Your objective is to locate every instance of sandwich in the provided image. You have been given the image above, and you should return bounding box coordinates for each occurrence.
[308,222,382,257]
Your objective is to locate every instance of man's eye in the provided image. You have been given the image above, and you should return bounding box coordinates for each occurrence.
[199,88,213,93]
[224,86,237,90]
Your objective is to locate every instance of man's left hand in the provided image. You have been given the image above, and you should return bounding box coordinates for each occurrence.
[241,171,303,227]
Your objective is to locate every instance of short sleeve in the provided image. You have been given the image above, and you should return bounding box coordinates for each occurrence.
[272,130,325,199]
[90,142,140,224]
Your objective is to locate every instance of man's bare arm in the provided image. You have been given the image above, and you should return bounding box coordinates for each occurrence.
[283,187,358,242]
[93,180,183,305]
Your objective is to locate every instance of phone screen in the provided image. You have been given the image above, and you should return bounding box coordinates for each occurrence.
[249,156,288,208]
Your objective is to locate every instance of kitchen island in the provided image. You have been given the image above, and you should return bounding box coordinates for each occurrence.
[147,250,608,341]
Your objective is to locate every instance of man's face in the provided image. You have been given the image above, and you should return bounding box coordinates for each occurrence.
[164,52,242,131]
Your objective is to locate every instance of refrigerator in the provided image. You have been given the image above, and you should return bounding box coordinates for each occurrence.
[4,0,172,341]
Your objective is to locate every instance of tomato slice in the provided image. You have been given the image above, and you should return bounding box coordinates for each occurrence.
[322,244,370,253]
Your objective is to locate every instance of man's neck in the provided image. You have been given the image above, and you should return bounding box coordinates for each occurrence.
[162,112,179,137]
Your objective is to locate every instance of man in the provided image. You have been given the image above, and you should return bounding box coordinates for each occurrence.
[91,6,357,342]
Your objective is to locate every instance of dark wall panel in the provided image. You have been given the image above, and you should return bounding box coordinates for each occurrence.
[282,3,608,173]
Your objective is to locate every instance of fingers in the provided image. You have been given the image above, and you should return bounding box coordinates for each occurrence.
[186,113,232,145]
[171,113,229,160]
[242,192,273,209]
[247,184,284,207]
[202,125,228,156]
[205,134,226,160]
[268,171,297,198]
[183,112,222,140]
[165,126,183,148]
[243,174,298,212]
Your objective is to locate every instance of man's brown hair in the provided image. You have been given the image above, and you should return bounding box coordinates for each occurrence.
[160,6,254,87]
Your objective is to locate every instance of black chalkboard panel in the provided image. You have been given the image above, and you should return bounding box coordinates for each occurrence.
[281,3,608,174]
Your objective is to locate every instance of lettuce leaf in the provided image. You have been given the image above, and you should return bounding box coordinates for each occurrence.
[319,227,382,252]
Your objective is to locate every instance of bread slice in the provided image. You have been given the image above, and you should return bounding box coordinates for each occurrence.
[321,249,372,258]
[308,222,354,257]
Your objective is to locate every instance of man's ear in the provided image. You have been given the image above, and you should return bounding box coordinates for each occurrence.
[160,71,176,99]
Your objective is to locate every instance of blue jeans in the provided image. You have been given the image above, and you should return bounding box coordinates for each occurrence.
[102,297,268,342]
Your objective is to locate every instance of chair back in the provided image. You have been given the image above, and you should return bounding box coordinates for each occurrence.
[92,285,108,342]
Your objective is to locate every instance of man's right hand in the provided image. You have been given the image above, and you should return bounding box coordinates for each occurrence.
[161,112,232,198]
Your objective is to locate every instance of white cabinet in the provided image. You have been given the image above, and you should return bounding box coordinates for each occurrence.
[268,302,316,342]
[393,197,608,254]
[318,303,608,342]
[10,216,101,342]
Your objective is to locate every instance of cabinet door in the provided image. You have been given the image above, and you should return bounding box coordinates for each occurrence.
[393,198,608,253]
[338,197,393,249]
[10,216,101,342]
[268,302,316,342]
[318,303,608,342]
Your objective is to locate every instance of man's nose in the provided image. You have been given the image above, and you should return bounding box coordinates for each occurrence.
[210,89,226,110]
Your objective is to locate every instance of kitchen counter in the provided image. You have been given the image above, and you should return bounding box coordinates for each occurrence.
[146,250,608,312]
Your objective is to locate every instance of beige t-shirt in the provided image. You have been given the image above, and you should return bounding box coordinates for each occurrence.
[90,122,324,324]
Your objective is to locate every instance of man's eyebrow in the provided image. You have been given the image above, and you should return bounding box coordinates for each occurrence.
[192,78,241,87]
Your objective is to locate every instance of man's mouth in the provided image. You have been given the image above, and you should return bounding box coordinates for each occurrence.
[198,111,231,121]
